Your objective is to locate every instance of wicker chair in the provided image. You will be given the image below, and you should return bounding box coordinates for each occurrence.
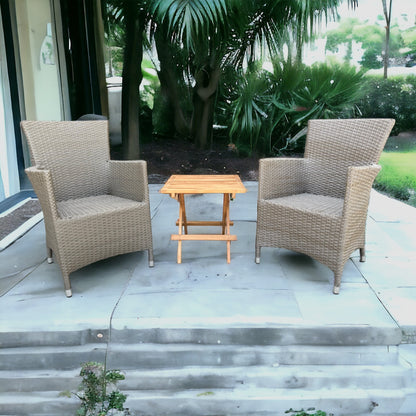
[255,118,395,294]
[21,120,154,297]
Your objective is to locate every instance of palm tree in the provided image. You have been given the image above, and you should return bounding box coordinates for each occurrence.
[150,0,228,148]
[151,0,358,148]
[104,0,359,155]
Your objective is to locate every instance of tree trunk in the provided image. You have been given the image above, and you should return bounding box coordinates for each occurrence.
[384,23,390,79]
[295,22,303,65]
[191,66,220,149]
[121,1,143,159]
[93,0,109,118]
[382,0,392,79]
[155,29,190,137]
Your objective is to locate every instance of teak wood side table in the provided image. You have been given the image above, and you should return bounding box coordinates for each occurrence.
[160,174,247,264]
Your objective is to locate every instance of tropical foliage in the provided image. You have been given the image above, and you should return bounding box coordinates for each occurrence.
[103,0,359,157]
[219,61,365,155]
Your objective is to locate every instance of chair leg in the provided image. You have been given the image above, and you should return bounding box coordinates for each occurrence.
[47,247,53,264]
[62,273,72,298]
[148,249,154,267]
[359,247,366,262]
[255,245,261,264]
[333,270,342,295]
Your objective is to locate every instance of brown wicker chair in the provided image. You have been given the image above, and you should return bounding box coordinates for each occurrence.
[255,118,395,294]
[21,120,154,297]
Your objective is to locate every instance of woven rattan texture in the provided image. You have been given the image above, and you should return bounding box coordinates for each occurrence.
[304,118,394,198]
[56,195,143,219]
[256,118,395,294]
[21,120,153,297]
[22,121,110,201]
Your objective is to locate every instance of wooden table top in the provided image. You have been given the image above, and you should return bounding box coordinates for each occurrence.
[160,175,247,195]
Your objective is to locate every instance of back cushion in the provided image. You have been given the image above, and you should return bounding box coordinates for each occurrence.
[304,118,394,198]
[21,120,110,201]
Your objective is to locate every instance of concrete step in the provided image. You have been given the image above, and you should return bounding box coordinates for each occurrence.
[106,343,400,369]
[0,369,80,393]
[1,363,410,394]
[0,329,109,348]
[0,343,400,374]
[110,324,402,346]
[118,364,411,391]
[122,387,416,416]
[1,387,415,416]
[0,344,106,371]
[0,323,402,349]
[0,392,78,416]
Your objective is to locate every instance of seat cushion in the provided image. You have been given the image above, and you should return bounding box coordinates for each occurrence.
[57,195,142,219]
[268,193,344,218]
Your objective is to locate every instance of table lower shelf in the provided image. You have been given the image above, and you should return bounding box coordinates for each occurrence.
[175,220,234,227]
[171,234,237,241]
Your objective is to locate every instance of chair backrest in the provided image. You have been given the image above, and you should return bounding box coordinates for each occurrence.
[304,118,395,198]
[21,120,111,201]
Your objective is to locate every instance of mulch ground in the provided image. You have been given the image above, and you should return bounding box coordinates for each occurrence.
[0,199,41,241]
[120,137,260,183]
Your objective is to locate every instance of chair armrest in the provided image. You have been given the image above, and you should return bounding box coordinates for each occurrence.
[342,164,381,226]
[25,166,59,220]
[108,160,149,202]
[258,157,307,200]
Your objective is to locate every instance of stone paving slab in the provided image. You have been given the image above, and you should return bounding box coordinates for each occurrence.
[0,183,414,346]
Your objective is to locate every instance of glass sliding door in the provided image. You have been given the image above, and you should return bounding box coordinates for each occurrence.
[0,0,70,201]
[0,7,19,200]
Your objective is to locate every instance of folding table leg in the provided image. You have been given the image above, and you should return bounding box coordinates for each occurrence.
[223,193,231,263]
[222,194,227,235]
[177,194,183,263]
[180,194,188,235]
[177,194,190,263]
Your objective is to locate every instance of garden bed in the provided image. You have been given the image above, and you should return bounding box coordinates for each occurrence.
[114,137,260,184]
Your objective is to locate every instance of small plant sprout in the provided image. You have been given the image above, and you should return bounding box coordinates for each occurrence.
[74,361,131,416]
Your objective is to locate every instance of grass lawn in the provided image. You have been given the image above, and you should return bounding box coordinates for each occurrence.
[375,149,416,207]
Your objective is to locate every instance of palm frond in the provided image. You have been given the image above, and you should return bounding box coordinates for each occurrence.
[151,0,228,52]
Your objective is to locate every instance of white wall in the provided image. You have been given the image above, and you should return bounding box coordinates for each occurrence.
[16,0,62,121]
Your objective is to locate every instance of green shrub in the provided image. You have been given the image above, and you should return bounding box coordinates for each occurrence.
[285,408,332,416]
[357,75,416,135]
[218,61,365,156]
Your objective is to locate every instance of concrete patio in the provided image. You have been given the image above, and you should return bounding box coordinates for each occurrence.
[0,182,416,415]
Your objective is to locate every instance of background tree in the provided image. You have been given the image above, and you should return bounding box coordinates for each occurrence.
[325,18,360,62]
[402,26,416,59]
[325,17,403,70]
[382,0,393,78]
